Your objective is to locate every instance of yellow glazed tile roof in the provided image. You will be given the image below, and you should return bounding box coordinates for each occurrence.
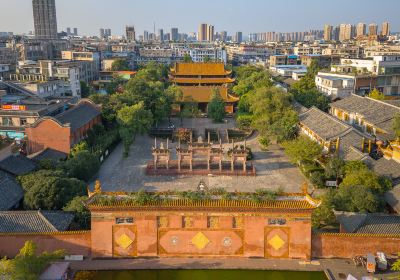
[171,62,231,76]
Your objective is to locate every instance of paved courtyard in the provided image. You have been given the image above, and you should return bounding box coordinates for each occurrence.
[93,118,306,193]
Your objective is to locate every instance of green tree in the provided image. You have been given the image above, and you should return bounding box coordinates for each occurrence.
[207,88,226,122]
[290,60,330,112]
[340,168,392,194]
[312,190,337,228]
[117,102,153,156]
[393,113,400,140]
[183,54,192,62]
[19,170,87,210]
[70,141,89,158]
[334,184,383,213]
[203,56,212,63]
[64,150,100,182]
[110,58,130,71]
[63,196,90,230]
[0,241,65,280]
[248,87,298,142]
[80,81,91,98]
[392,259,400,273]
[282,136,322,165]
[368,88,385,100]
[325,156,345,181]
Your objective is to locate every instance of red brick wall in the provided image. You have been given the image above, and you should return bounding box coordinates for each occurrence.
[312,233,400,258]
[26,119,71,155]
[0,232,91,258]
[91,210,313,260]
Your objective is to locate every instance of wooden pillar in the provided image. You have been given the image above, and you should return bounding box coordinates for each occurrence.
[219,159,222,172]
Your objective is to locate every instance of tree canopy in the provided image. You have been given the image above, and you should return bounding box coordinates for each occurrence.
[117,102,153,156]
[207,88,226,122]
[282,136,322,164]
[63,196,90,230]
[18,170,86,210]
[110,58,130,71]
[368,88,385,100]
[289,60,330,112]
[0,241,65,280]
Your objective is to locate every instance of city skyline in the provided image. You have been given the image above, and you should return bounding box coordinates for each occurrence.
[0,0,399,37]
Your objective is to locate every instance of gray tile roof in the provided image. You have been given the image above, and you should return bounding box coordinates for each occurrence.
[293,102,310,115]
[335,211,400,234]
[0,155,37,176]
[331,94,400,133]
[299,107,351,141]
[385,184,400,213]
[0,211,74,233]
[370,157,400,185]
[31,148,68,162]
[55,101,100,132]
[0,170,23,211]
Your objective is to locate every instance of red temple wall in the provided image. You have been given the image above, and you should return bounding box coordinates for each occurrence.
[0,232,91,258]
[90,210,313,260]
[312,233,400,258]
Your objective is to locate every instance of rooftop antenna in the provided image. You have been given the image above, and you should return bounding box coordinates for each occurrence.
[153,22,156,36]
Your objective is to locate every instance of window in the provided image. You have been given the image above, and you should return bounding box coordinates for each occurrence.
[1,117,13,126]
[268,218,286,225]
[115,217,134,224]
[20,118,27,126]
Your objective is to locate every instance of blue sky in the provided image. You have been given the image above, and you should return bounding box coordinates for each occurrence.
[1,0,399,36]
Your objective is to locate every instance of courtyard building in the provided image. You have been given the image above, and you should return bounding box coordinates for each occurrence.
[26,99,101,155]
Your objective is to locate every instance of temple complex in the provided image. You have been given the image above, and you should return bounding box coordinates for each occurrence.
[169,62,239,113]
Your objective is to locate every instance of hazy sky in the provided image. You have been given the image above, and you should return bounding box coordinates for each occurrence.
[1,0,399,36]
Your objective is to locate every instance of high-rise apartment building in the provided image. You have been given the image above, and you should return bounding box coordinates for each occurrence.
[171,28,179,41]
[220,31,227,42]
[143,30,149,42]
[73,28,78,36]
[32,0,58,39]
[126,26,136,42]
[158,29,164,42]
[66,27,71,35]
[207,25,215,42]
[356,23,366,37]
[99,28,105,38]
[382,22,390,36]
[198,23,208,41]
[332,26,340,41]
[339,24,352,41]
[323,24,332,41]
[236,31,243,43]
[368,23,378,36]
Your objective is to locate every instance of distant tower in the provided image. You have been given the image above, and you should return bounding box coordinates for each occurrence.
[206,25,215,42]
[323,24,332,41]
[382,22,390,37]
[171,28,179,41]
[236,31,243,43]
[66,27,71,35]
[126,25,136,42]
[356,23,366,37]
[32,0,58,39]
[368,23,378,36]
[158,29,164,42]
[198,24,207,41]
[73,27,78,36]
